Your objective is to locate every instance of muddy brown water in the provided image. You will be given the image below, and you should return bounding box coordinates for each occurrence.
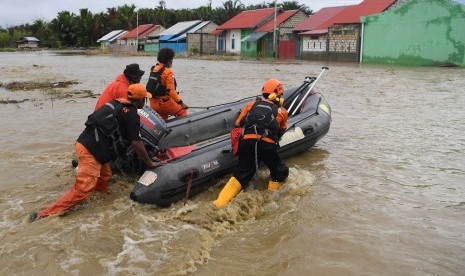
[0,51,464,275]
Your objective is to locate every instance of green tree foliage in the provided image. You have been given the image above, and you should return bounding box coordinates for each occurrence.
[50,11,78,47]
[1,0,312,49]
[0,31,10,48]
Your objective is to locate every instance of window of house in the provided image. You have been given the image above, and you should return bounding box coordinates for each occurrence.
[246,42,251,50]
[344,29,355,35]
[231,38,235,50]
[218,39,224,51]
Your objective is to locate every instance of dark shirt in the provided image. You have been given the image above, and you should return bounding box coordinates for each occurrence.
[77,103,141,163]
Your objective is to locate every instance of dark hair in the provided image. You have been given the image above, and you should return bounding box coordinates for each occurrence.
[157,48,175,64]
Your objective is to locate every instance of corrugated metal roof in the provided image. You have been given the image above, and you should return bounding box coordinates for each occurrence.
[168,36,186,42]
[17,37,40,42]
[187,21,212,33]
[23,37,40,42]
[298,28,329,35]
[160,34,175,41]
[159,20,202,36]
[241,32,268,42]
[120,24,161,40]
[97,30,126,42]
[294,6,348,32]
[333,0,397,24]
[210,29,224,35]
[255,10,300,32]
[216,8,276,29]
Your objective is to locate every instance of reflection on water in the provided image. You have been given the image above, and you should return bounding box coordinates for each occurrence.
[0,51,464,275]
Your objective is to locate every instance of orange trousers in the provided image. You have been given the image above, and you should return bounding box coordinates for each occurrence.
[37,142,112,218]
[150,97,187,121]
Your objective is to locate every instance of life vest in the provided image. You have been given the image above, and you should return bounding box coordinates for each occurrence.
[242,98,279,143]
[146,65,166,97]
[85,98,133,157]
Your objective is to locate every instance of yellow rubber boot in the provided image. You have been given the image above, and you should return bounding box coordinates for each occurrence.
[213,177,242,208]
[268,180,282,191]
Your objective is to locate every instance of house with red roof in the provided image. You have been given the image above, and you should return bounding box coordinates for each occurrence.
[293,6,348,60]
[119,24,165,52]
[293,0,398,61]
[211,8,307,59]
[327,0,398,61]
[211,8,277,55]
[249,10,308,59]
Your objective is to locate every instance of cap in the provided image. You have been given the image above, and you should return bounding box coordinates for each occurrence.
[124,63,145,78]
[127,83,152,100]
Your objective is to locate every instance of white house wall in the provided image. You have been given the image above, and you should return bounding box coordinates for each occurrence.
[302,36,327,52]
[225,29,241,54]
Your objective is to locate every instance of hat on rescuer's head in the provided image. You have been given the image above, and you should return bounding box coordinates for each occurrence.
[127,83,152,100]
[124,63,145,78]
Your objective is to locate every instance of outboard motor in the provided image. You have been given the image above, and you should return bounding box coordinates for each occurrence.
[111,106,170,174]
[137,105,171,151]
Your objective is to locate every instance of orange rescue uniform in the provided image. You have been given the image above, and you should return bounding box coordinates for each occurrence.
[94,74,130,110]
[37,98,141,219]
[149,63,187,121]
[37,142,112,218]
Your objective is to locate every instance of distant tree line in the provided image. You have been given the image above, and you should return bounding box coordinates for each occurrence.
[0,0,311,49]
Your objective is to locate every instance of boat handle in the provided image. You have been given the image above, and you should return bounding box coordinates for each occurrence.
[179,169,199,182]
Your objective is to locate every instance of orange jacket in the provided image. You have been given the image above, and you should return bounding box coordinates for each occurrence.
[94,74,130,111]
[152,63,181,103]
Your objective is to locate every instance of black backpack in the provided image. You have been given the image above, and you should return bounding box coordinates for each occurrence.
[146,65,166,97]
[85,100,133,156]
[86,101,125,136]
[242,98,279,140]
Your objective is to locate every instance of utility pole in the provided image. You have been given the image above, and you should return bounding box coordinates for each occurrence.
[272,0,277,58]
[136,11,139,52]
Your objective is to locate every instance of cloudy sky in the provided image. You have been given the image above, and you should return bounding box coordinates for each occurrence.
[0,0,363,27]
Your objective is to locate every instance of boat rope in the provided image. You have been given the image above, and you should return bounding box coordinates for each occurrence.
[183,170,195,206]
[188,95,260,110]
[250,125,259,191]
[251,140,258,191]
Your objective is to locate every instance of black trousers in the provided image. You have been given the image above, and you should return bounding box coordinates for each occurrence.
[233,139,289,187]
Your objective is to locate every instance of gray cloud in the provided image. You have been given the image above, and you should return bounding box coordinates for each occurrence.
[0,0,362,27]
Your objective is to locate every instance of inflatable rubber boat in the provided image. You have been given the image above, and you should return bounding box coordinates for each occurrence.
[129,68,331,207]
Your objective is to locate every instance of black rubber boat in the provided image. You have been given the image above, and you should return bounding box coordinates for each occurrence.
[129,68,332,207]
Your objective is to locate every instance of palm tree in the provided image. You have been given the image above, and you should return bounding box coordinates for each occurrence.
[116,4,137,30]
[76,9,95,47]
[50,11,77,47]
[223,0,245,18]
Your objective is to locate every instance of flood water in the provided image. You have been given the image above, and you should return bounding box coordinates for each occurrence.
[0,51,464,275]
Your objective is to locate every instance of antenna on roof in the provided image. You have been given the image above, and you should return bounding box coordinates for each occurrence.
[272,0,277,58]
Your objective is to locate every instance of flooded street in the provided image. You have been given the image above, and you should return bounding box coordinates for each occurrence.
[1,51,464,275]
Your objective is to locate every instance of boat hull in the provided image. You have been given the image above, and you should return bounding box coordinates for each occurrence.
[130,90,331,207]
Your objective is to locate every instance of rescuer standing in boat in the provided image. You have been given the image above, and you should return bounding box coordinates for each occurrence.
[213,79,289,208]
[94,63,145,110]
[30,84,165,222]
[147,48,188,121]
